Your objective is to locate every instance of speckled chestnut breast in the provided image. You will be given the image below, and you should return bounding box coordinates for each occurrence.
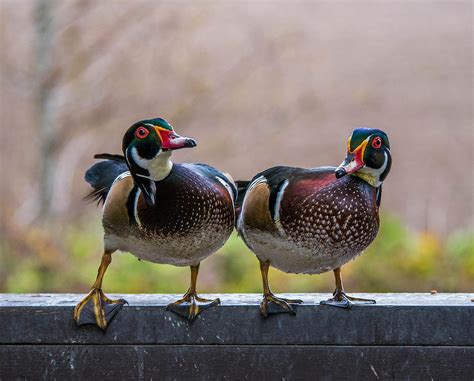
[103,164,235,266]
[280,173,379,251]
[239,170,379,274]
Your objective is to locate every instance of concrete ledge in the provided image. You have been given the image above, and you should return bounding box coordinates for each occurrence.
[1,293,473,380]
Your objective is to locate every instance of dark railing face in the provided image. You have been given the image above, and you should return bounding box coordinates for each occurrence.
[1,293,473,380]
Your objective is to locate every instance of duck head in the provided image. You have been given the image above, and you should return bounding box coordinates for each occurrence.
[122,117,197,206]
[335,128,391,187]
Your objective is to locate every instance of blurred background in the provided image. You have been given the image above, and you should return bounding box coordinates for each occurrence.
[0,0,472,295]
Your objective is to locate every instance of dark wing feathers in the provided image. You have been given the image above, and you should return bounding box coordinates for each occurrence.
[258,167,301,221]
[254,166,300,188]
[84,154,128,205]
[235,166,304,223]
[238,166,301,203]
[235,180,250,212]
[190,163,238,201]
[238,166,340,225]
[254,166,305,222]
[376,185,382,207]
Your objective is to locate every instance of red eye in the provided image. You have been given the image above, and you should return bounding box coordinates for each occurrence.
[372,137,382,149]
[135,127,149,139]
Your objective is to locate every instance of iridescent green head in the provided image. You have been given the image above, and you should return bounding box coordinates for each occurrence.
[122,117,197,206]
[336,127,391,187]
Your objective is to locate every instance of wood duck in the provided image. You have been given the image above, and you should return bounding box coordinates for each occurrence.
[74,118,236,329]
[236,128,391,316]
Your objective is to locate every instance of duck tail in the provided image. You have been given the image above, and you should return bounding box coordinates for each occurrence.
[84,153,128,205]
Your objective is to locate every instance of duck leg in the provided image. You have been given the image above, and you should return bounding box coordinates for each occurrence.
[167,264,220,321]
[74,250,127,330]
[259,260,303,318]
[320,267,376,309]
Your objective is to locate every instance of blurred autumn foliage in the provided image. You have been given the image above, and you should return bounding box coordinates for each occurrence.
[1,214,473,293]
[0,0,472,293]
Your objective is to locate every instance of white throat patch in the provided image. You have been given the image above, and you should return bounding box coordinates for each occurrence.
[130,147,173,181]
[355,151,388,187]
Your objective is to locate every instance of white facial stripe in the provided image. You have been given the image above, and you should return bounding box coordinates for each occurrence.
[216,176,234,203]
[125,149,132,168]
[358,150,388,187]
[274,179,289,236]
[378,151,389,178]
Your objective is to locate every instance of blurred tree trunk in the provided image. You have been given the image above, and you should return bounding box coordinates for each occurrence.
[35,0,56,221]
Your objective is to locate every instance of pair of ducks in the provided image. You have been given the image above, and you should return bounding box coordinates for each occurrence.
[74,117,392,329]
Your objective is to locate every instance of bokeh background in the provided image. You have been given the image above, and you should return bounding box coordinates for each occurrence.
[1,0,472,295]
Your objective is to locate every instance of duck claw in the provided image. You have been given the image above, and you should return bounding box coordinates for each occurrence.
[74,288,127,330]
[167,294,220,322]
[260,294,303,318]
[320,291,375,309]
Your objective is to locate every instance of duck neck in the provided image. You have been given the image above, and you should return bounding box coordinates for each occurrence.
[352,171,381,188]
[129,147,173,182]
[352,150,390,188]
[146,151,173,181]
